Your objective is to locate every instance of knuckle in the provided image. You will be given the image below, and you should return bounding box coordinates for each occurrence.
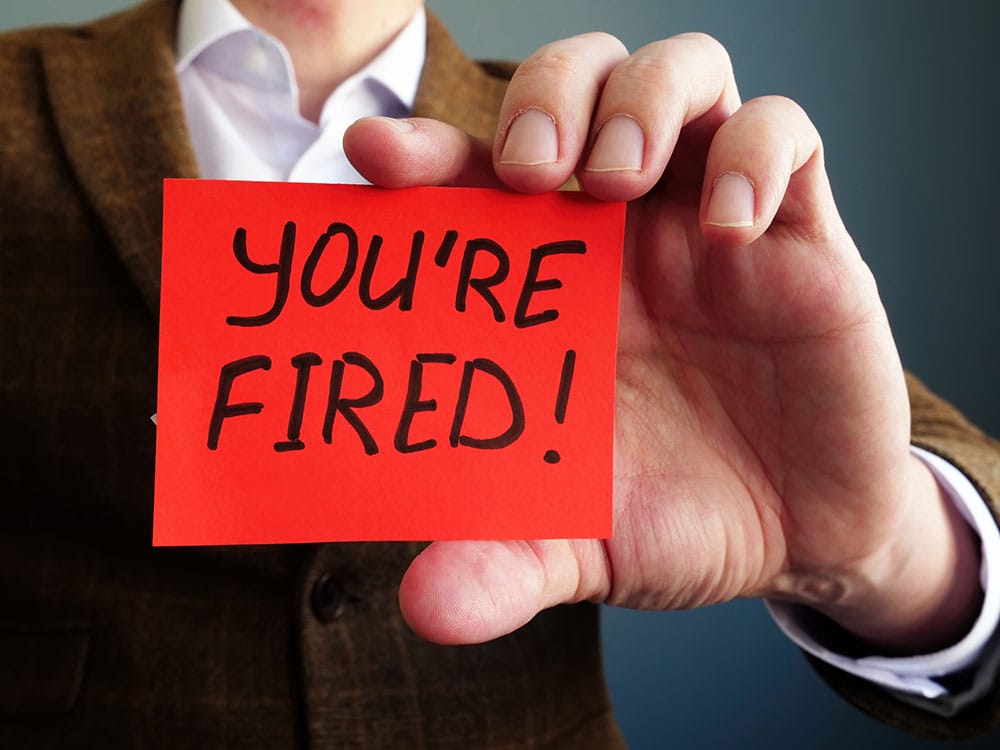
[664,32,733,74]
[724,96,826,166]
[741,95,819,142]
[746,120,792,153]
[574,31,628,54]
[517,49,587,80]
[516,33,627,81]
[692,32,733,76]
[747,94,810,122]
[620,33,734,94]
[739,115,796,154]
[674,31,729,58]
[613,48,685,94]
[619,53,677,83]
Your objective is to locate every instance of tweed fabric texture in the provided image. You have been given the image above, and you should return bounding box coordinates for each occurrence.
[0,1,622,747]
[809,373,1000,738]
[1,0,998,745]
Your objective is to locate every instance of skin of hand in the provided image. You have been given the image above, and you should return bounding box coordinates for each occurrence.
[343,32,982,654]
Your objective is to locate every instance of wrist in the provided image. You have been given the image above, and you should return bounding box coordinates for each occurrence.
[809,455,982,654]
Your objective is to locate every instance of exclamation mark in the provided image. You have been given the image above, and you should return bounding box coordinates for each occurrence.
[543,349,576,464]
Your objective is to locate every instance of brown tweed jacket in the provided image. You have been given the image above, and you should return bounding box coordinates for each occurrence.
[0,0,997,746]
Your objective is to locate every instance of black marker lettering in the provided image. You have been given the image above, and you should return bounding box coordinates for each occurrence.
[554,349,576,425]
[226,222,295,327]
[433,229,459,267]
[514,240,586,328]
[273,352,322,452]
[449,358,525,449]
[456,238,510,322]
[544,349,577,464]
[301,222,359,307]
[394,353,457,453]
[323,351,383,455]
[207,355,271,449]
[359,231,422,311]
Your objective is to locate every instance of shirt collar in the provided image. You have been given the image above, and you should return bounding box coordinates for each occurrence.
[352,4,425,114]
[175,0,252,72]
[175,0,426,112]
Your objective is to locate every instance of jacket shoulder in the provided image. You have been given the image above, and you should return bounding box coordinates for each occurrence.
[0,0,175,59]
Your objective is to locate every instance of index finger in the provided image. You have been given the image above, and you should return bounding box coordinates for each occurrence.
[579,33,741,200]
[494,32,740,201]
[492,33,629,193]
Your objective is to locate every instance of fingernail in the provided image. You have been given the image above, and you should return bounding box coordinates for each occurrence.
[585,115,645,172]
[706,172,756,227]
[377,117,416,133]
[499,109,558,166]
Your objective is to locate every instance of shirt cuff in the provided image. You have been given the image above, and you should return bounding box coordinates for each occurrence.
[767,446,1000,716]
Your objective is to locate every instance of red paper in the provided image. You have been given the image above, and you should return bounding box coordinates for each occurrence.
[154,180,624,545]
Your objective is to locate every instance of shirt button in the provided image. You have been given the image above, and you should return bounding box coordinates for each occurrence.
[310,572,347,623]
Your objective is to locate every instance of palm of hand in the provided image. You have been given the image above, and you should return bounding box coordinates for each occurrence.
[342,31,927,644]
[607,185,912,611]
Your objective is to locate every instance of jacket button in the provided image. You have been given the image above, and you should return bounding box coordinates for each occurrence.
[310,572,347,623]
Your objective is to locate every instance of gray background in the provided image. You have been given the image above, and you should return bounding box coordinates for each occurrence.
[3,1,997,747]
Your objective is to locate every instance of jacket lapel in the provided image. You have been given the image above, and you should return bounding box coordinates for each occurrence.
[41,0,198,316]
[413,11,511,139]
[38,2,509,316]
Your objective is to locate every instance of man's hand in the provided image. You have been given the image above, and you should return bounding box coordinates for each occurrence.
[344,32,981,653]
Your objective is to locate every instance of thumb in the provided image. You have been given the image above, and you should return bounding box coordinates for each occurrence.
[399,539,610,644]
[344,116,503,189]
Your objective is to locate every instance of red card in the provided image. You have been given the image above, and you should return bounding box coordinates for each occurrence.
[155,180,624,545]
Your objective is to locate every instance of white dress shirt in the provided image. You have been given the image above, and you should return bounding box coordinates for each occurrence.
[175,0,424,182]
[770,447,1000,715]
[173,0,1000,715]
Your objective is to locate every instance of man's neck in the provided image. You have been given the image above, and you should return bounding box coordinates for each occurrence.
[231,0,422,122]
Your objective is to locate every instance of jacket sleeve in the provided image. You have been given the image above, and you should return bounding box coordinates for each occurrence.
[808,372,1000,738]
